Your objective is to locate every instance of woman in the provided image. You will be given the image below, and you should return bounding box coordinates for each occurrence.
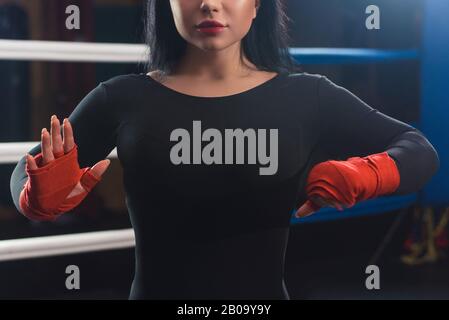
[10,0,439,299]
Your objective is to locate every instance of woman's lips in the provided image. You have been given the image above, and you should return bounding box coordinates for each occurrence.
[196,26,227,35]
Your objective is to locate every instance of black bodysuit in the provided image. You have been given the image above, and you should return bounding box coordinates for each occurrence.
[10,72,439,299]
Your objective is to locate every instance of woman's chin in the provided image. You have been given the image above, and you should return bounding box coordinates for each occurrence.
[198,40,239,52]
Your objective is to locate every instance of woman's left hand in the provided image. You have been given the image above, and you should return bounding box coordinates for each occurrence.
[294,152,401,219]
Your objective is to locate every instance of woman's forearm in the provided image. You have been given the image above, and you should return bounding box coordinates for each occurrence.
[385,129,440,195]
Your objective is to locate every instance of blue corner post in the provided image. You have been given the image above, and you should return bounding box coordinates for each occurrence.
[419,0,449,206]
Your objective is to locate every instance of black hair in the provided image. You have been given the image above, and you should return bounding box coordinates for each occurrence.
[140,0,302,75]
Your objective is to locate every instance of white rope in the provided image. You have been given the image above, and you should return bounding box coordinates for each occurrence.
[0,40,148,62]
[0,142,117,164]
[0,40,418,63]
[0,228,135,261]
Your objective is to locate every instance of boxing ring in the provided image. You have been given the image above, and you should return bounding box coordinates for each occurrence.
[1,0,447,264]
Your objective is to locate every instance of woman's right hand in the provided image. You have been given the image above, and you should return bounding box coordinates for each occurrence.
[25,115,111,200]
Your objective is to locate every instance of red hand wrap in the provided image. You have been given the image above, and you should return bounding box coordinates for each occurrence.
[305,152,400,211]
[19,144,101,221]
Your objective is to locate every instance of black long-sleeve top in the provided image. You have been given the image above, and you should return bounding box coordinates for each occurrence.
[10,72,439,299]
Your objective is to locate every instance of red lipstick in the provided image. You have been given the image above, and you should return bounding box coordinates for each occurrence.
[196,19,227,35]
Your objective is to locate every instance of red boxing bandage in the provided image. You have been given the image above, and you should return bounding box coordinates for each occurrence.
[305,152,400,212]
[19,144,101,221]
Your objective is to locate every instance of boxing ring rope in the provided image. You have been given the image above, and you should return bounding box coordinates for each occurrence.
[0,40,420,262]
[0,40,148,63]
[290,48,419,64]
[0,142,118,164]
[0,229,135,262]
[0,39,419,63]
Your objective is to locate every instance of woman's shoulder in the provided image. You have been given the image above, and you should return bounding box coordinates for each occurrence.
[284,71,324,82]
[276,71,327,94]
[89,73,158,105]
[100,73,148,88]
[283,72,345,95]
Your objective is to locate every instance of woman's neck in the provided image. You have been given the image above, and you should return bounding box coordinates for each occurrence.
[173,43,258,80]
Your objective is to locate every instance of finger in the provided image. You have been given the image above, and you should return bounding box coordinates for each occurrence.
[324,200,344,211]
[322,199,338,208]
[63,118,75,153]
[311,196,343,210]
[41,128,54,166]
[89,159,111,179]
[50,115,64,158]
[295,199,321,218]
[317,197,344,211]
[25,154,38,170]
[333,202,344,211]
[80,160,110,193]
[311,196,330,207]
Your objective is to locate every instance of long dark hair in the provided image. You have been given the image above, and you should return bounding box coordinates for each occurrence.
[140,0,302,75]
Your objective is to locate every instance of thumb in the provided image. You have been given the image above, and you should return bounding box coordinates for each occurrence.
[89,159,111,180]
[79,159,111,193]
